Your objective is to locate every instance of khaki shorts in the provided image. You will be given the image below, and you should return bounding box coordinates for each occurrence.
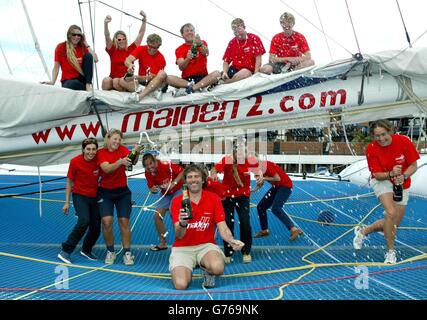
[370,178,409,206]
[169,243,224,272]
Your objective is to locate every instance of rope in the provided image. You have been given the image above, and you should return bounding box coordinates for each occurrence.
[344,0,362,55]
[312,0,333,61]
[96,0,182,39]
[395,0,412,48]
[205,0,270,43]
[279,0,353,55]
[0,176,65,191]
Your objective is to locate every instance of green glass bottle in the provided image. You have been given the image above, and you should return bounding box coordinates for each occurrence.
[182,184,192,220]
[191,41,198,59]
[126,149,139,171]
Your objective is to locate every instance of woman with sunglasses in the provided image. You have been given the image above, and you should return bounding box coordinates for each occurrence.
[102,10,147,91]
[43,25,98,91]
[58,138,100,264]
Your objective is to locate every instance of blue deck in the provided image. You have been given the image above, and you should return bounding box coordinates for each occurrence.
[0,174,426,300]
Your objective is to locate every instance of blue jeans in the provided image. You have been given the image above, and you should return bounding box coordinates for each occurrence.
[61,53,94,90]
[257,186,293,231]
[62,193,101,254]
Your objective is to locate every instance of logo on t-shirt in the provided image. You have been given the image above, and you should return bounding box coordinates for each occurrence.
[188,216,211,231]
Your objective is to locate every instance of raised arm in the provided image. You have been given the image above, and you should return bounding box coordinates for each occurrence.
[104,15,113,49]
[134,10,147,46]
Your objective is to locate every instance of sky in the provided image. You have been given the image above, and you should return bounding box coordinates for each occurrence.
[1,0,427,87]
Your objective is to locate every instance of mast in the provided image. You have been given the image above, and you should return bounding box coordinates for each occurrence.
[21,0,51,81]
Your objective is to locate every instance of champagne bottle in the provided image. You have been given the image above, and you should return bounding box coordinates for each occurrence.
[126,149,139,171]
[182,184,192,220]
[393,184,403,202]
[191,41,198,59]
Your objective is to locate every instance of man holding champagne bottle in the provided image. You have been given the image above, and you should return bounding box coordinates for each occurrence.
[166,23,221,96]
[169,164,244,290]
[353,120,419,264]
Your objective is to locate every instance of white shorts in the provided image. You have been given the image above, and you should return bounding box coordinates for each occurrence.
[370,178,409,206]
[169,243,224,272]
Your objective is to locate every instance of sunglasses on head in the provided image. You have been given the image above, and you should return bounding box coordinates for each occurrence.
[71,33,82,37]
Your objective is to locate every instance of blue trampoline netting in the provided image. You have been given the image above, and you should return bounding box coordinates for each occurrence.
[1,174,426,300]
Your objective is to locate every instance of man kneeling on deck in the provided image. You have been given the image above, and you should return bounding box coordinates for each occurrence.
[169,164,244,290]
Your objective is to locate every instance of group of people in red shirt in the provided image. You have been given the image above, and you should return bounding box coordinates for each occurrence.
[57,131,304,289]
[58,118,420,288]
[42,11,315,102]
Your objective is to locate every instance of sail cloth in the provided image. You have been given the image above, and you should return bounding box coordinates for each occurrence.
[1,47,427,138]
[0,78,90,137]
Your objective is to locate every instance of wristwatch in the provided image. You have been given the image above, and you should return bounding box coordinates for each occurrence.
[403,173,409,181]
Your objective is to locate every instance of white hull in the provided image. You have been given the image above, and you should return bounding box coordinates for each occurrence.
[1,48,427,166]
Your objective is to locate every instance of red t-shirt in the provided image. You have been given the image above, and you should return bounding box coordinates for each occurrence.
[262,161,293,188]
[106,42,137,78]
[366,134,420,189]
[269,31,310,58]
[67,154,99,198]
[175,41,208,78]
[130,45,166,76]
[97,145,129,189]
[214,155,258,197]
[171,190,225,247]
[223,33,265,72]
[54,42,89,82]
[145,161,183,195]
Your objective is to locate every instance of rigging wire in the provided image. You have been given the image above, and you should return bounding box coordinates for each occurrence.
[312,0,333,61]
[86,0,99,89]
[395,0,412,48]
[205,0,270,43]
[279,0,353,56]
[344,0,362,55]
[77,0,85,34]
[96,0,182,39]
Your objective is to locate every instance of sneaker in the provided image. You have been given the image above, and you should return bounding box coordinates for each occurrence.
[104,251,116,265]
[172,88,188,97]
[202,269,215,288]
[80,250,98,261]
[135,84,145,93]
[254,229,270,238]
[123,251,135,266]
[126,92,139,103]
[153,89,163,101]
[224,256,232,264]
[384,250,397,264]
[242,254,252,264]
[353,226,367,250]
[290,228,303,241]
[57,250,72,264]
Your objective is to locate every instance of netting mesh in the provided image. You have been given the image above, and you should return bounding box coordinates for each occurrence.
[1,174,426,300]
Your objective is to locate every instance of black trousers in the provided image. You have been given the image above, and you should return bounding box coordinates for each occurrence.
[62,193,101,254]
[61,53,94,90]
[222,196,252,257]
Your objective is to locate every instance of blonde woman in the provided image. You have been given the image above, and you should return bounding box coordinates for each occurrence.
[102,10,147,91]
[353,120,419,264]
[43,25,98,91]
[97,129,142,265]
